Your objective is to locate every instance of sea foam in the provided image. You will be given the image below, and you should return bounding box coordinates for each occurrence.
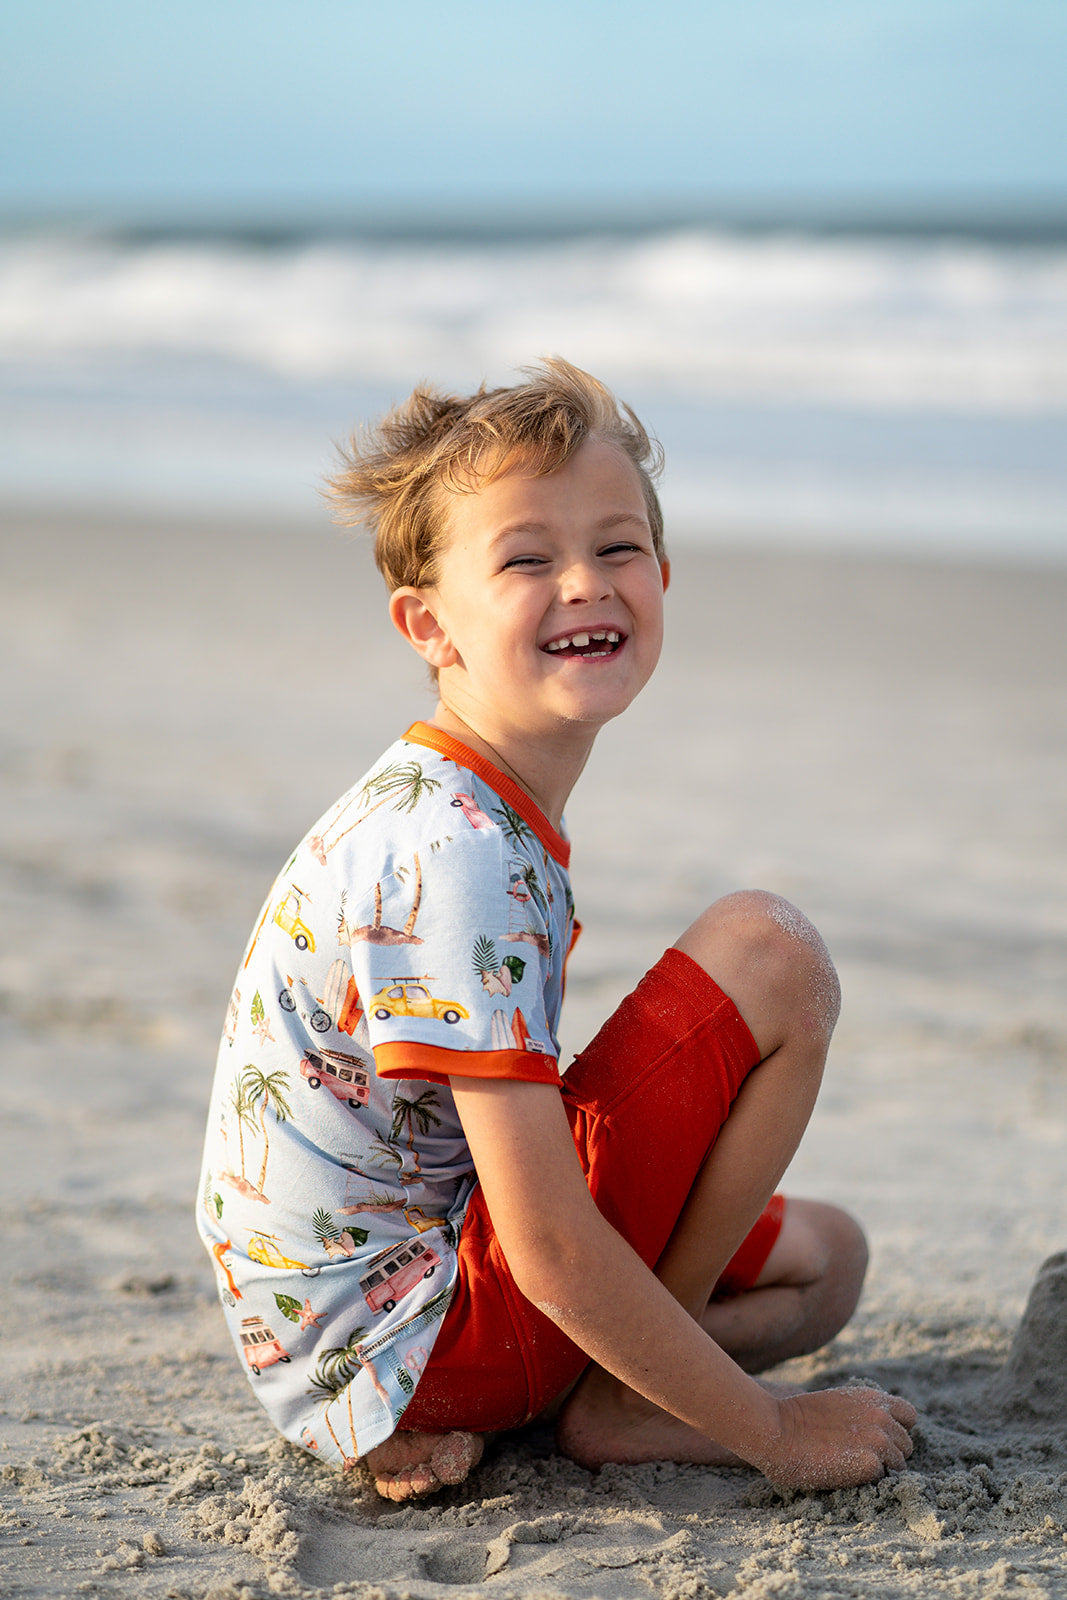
[1,225,1065,553]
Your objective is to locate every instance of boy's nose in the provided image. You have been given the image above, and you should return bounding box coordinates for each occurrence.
[560,560,612,603]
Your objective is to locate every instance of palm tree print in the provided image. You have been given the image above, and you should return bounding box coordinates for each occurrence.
[240,1066,293,1198]
[308,1326,367,1397]
[389,1088,442,1181]
[362,1134,405,1176]
[317,764,442,857]
[223,1073,257,1183]
[493,800,534,850]
[340,854,425,947]
[400,855,423,937]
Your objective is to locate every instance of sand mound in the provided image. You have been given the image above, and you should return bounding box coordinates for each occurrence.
[984,1251,1067,1426]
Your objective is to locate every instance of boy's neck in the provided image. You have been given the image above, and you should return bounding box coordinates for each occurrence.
[425,702,594,830]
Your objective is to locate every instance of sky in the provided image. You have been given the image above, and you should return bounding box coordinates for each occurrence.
[2,0,1066,222]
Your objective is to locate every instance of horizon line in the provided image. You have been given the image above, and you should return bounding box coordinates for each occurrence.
[4,190,1067,247]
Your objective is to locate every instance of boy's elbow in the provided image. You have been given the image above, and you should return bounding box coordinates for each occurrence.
[501,1219,600,1319]
[512,1264,569,1318]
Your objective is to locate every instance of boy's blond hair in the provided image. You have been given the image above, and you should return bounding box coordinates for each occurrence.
[324,357,665,591]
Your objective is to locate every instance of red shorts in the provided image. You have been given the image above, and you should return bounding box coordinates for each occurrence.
[401,947,781,1433]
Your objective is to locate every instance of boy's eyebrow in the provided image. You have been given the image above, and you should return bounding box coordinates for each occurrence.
[490,511,649,545]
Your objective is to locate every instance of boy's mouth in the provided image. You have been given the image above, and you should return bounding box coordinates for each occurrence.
[541,629,623,659]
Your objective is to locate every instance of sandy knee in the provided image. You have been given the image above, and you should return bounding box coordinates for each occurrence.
[675,891,840,1059]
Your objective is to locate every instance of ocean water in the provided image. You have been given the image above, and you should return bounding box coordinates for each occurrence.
[2,219,1065,560]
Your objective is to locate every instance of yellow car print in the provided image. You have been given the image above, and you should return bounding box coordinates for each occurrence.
[370,981,469,1025]
[247,1231,318,1275]
[273,887,315,953]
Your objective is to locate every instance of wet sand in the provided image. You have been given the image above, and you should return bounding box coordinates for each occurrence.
[2,504,1066,1598]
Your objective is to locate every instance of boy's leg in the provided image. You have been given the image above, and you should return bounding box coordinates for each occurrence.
[370,890,859,1492]
[558,890,858,1468]
[701,1197,868,1374]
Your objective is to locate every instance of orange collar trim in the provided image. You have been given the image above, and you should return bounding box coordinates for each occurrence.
[403,721,571,867]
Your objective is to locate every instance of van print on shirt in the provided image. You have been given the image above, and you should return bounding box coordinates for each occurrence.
[359,1239,442,1316]
[299,1046,371,1108]
[240,1315,291,1377]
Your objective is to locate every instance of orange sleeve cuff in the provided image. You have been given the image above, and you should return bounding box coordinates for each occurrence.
[374,1039,561,1086]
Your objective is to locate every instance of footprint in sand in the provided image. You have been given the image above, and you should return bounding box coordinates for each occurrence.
[420,1538,496,1583]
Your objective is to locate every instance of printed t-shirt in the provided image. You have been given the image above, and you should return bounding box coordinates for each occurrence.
[196,723,575,1466]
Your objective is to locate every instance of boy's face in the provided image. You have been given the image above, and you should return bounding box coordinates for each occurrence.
[397,436,668,751]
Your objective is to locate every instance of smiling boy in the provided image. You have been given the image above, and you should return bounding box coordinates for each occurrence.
[197,359,914,1501]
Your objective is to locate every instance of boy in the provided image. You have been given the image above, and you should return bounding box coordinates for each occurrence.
[197,360,915,1502]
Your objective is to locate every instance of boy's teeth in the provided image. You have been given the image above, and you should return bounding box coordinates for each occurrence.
[545,629,622,653]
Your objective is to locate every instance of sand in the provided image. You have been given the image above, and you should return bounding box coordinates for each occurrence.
[1,504,1066,1599]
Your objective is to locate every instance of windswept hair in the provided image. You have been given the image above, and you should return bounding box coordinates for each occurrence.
[323,357,665,591]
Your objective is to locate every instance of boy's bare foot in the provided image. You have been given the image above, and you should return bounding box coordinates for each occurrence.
[556,1366,800,1469]
[361,1429,484,1501]
[557,1366,915,1489]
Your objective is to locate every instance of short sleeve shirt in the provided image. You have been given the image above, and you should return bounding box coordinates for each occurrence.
[196,724,576,1466]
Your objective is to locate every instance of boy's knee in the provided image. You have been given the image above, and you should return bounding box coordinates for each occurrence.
[774,1199,869,1338]
[676,890,841,1060]
[774,1199,868,1293]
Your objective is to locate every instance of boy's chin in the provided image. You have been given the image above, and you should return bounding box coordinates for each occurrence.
[553,693,643,731]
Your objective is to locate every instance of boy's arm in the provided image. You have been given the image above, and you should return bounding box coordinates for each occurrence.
[450,1076,912,1491]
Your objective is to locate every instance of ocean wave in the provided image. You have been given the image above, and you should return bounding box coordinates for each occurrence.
[3,227,1066,412]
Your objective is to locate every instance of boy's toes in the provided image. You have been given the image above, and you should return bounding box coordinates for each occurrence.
[430,1430,484,1484]
[374,1461,442,1500]
[363,1429,484,1501]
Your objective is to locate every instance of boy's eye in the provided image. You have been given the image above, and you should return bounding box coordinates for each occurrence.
[503,555,548,570]
[599,541,642,558]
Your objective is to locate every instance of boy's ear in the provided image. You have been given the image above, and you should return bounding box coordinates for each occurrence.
[660,557,671,592]
[389,587,460,671]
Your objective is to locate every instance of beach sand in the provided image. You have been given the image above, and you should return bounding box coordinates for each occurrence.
[2,504,1066,1599]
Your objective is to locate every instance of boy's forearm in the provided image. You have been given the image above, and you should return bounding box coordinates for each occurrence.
[518,1206,785,1468]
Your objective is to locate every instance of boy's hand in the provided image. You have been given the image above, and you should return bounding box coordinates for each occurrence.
[755,1386,917,1492]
